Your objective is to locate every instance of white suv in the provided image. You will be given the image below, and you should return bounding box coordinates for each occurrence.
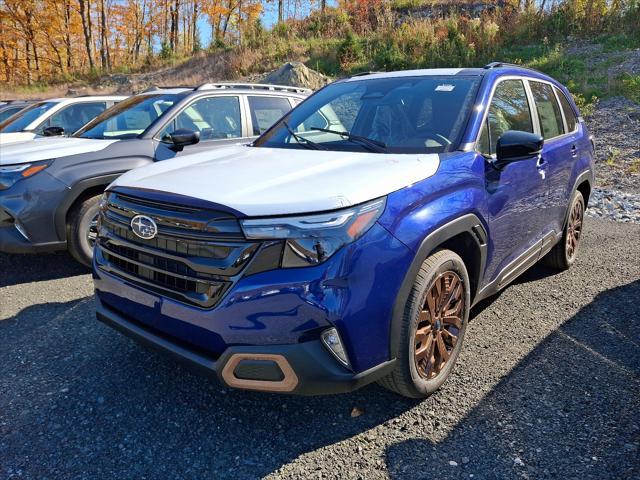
[0,96,126,145]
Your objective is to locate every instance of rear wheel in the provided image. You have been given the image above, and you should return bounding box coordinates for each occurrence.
[544,190,585,270]
[379,249,470,399]
[67,194,101,267]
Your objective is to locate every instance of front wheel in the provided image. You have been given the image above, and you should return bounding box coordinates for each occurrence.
[67,194,101,267]
[379,249,470,399]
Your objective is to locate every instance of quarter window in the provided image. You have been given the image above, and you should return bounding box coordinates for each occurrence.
[478,79,533,155]
[529,81,564,139]
[161,96,242,141]
[555,87,577,132]
[248,96,292,135]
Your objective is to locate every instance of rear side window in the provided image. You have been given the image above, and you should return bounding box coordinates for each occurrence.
[555,87,577,132]
[38,102,107,135]
[478,79,533,155]
[248,96,291,135]
[529,81,564,139]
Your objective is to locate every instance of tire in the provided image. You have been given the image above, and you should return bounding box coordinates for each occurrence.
[379,249,471,399]
[543,190,585,270]
[67,194,102,268]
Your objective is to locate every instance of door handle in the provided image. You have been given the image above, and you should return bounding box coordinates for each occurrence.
[570,145,578,157]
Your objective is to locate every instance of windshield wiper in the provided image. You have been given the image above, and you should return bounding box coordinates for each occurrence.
[310,127,387,153]
[283,121,326,150]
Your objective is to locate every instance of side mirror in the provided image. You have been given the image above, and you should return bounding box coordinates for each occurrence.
[42,126,65,137]
[494,130,544,169]
[165,129,200,152]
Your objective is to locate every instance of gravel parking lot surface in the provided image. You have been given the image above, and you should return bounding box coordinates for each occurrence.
[1,218,639,480]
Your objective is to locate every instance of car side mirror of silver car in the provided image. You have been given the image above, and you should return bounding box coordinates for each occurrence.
[165,129,200,152]
[42,126,65,137]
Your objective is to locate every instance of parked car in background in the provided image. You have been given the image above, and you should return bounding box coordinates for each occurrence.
[93,64,594,398]
[0,83,309,265]
[0,96,126,145]
[0,101,32,124]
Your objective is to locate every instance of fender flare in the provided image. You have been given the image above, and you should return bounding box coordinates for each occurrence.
[388,213,487,360]
[562,169,593,229]
[54,173,124,241]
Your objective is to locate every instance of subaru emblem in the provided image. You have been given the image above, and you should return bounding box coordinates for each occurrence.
[131,215,158,240]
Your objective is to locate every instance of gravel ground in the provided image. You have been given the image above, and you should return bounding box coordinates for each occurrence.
[0,218,639,480]
[585,97,640,195]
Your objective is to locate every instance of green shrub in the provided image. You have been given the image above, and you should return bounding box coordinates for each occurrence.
[611,73,640,103]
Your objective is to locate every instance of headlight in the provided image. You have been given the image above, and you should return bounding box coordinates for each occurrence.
[240,198,386,267]
[0,160,52,191]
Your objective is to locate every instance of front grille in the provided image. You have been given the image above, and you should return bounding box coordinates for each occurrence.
[95,190,259,308]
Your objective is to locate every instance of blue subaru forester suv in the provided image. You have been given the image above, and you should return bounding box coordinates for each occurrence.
[93,63,594,398]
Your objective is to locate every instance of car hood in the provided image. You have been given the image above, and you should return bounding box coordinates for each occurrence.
[110,145,442,216]
[0,137,119,165]
[0,132,37,146]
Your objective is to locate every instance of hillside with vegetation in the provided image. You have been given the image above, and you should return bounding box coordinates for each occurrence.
[1,0,638,104]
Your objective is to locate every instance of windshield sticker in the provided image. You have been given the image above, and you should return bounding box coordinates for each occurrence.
[435,84,455,92]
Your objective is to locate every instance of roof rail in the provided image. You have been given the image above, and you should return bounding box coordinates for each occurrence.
[350,71,383,77]
[483,62,538,72]
[141,85,194,93]
[195,82,311,94]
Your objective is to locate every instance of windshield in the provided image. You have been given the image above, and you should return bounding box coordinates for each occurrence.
[0,106,27,123]
[75,93,182,140]
[254,76,480,153]
[0,102,58,133]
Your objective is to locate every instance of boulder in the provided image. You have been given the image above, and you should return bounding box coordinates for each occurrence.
[262,62,330,90]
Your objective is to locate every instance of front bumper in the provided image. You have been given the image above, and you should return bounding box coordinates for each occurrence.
[96,298,396,395]
[0,220,66,253]
[0,171,68,254]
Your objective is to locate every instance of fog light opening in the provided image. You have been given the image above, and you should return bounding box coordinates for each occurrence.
[321,327,351,369]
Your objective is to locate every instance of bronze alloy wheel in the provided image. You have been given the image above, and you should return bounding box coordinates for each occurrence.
[566,198,584,260]
[414,271,465,380]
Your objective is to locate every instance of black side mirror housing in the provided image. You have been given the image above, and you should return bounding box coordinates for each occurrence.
[494,130,544,169]
[165,129,200,152]
[42,126,65,137]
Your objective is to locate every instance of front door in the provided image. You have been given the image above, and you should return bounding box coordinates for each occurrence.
[478,78,548,284]
[154,95,245,161]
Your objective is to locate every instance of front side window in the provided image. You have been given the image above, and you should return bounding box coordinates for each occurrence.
[478,79,533,155]
[76,94,182,140]
[529,81,564,139]
[555,87,577,132]
[248,96,291,135]
[159,96,241,141]
[254,76,480,154]
[37,102,107,135]
[0,101,58,133]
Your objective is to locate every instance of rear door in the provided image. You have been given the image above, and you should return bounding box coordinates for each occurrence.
[246,95,295,137]
[478,78,548,285]
[528,80,580,238]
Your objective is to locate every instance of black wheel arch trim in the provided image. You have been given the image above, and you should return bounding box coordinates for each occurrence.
[563,169,592,230]
[388,213,487,360]
[54,173,124,241]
